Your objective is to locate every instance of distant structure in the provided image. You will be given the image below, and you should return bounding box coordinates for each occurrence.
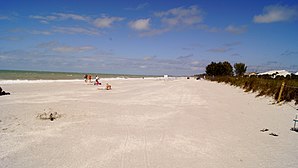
[258,70,291,78]
[244,72,257,77]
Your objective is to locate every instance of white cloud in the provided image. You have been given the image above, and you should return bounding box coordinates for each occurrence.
[191,61,200,65]
[29,13,90,23]
[29,15,57,23]
[129,18,150,31]
[93,16,124,28]
[130,5,204,36]
[30,13,125,29]
[53,26,100,35]
[0,46,210,75]
[30,27,100,36]
[155,5,203,27]
[54,13,90,21]
[126,3,149,10]
[30,30,52,35]
[139,28,170,37]
[52,45,96,53]
[254,5,298,23]
[143,56,156,61]
[225,25,247,34]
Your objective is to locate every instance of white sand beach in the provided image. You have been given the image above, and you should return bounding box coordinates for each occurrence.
[0,78,297,168]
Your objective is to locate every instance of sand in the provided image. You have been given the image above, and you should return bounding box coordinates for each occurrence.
[0,78,297,168]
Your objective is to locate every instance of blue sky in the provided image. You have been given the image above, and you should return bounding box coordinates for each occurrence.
[0,0,297,75]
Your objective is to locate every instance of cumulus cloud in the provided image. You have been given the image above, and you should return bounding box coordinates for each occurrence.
[93,16,124,28]
[130,5,204,37]
[254,5,298,23]
[155,5,203,27]
[225,25,247,34]
[129,18,150,31]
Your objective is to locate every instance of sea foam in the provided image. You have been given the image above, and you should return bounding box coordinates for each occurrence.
[0,77,174,84]
[0,79,82,84]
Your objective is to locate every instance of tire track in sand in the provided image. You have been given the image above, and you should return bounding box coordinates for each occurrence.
[121,125,129,168]
[143,125,150,168]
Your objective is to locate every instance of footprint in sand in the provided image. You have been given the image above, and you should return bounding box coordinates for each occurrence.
[269,133,278,136]
[260,128,269,132]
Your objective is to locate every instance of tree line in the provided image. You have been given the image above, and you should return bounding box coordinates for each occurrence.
[205,61,247,76]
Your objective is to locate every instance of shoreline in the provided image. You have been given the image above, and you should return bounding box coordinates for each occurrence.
[0,69,161,81]
[0,76,181,85]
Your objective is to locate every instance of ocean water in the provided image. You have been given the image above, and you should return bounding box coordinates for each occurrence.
[0,70,152,83]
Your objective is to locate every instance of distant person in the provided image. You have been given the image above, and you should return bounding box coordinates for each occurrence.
[84,74,88,83]
[95,75,101,85]
[88,75,92,83]
[0,87,10,96]
[106,83,112,90]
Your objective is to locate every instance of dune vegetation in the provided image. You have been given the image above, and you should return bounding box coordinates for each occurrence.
[202,61,298,104]
[206,75,298,104]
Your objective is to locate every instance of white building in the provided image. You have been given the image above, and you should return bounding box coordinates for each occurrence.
[258,70,291,78]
